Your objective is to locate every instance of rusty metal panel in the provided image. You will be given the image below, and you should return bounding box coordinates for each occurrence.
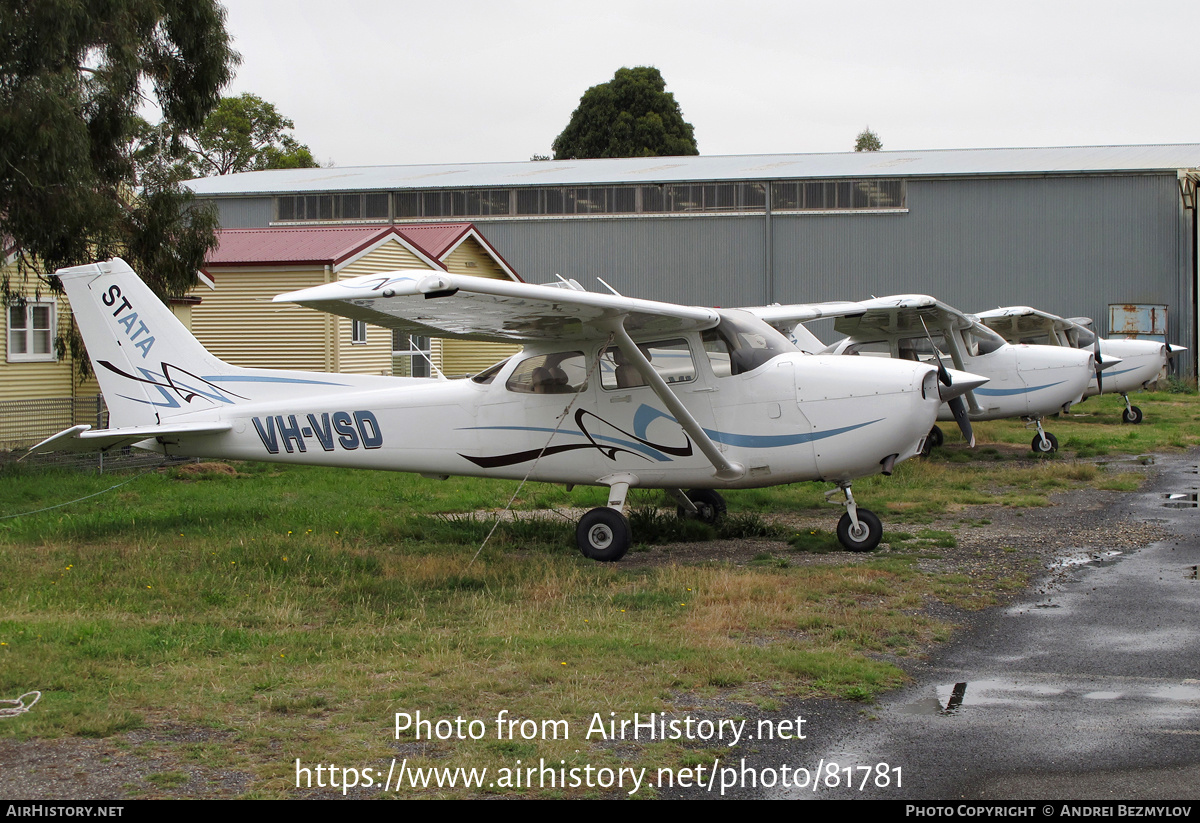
[1109,304,1169,341]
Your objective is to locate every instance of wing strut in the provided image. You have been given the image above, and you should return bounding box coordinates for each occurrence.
[605,319,745,481]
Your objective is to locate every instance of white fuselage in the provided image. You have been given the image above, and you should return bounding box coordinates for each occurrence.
[823,338,1091,422]
[1086,338,1169,397]
[147,345,946,490]
[947,343,1092,421]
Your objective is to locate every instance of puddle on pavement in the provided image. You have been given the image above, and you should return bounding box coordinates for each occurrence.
[902,679,1200,716]
[1049,550,1123,568]
[1162,492,1199,508]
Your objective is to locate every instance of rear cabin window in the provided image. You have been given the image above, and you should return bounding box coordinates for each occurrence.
[506,352,589,394]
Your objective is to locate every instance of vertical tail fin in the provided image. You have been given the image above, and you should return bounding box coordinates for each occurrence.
[58,258,249,427]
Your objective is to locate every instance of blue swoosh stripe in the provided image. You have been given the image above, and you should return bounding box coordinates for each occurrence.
[202,375,351,386]
[974,380,1066,397]
[702,419,881,447]
[462,418,883,456]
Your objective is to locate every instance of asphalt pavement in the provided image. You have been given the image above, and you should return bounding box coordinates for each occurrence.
[693,450,1200,800]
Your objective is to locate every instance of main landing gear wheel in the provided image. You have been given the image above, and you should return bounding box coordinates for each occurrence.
[676,489,727,525]
[837,509,882,553]
[1122,405,1143,425]
[1031,432,1059,454]
[576,507,631,562]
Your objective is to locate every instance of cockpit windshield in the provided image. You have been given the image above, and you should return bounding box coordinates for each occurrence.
[964,324,1006,356]
[1065,326,1096,348]
[702,310,797,376]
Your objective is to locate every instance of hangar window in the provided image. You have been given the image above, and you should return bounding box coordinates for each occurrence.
[770,179,904,211]
[275,179,903,222]
[277,193,389,221]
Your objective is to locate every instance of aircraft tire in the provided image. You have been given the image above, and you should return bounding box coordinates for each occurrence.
[1122,406,1144,425]
[577,507,631,562]
[837,509,882,552]
[1031,432,1059,454]
[922,425,944,456]
[676,489,727,525]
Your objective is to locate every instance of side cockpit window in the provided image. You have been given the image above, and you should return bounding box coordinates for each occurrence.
[506,352,588,394]
[599,339,696,389]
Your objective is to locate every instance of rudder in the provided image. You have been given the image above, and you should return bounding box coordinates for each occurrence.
[57,258,243,427]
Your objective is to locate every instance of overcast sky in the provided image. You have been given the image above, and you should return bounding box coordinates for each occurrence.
[218,0,1199,168]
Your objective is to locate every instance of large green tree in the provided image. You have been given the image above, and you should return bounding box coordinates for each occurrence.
[552,67,698,160]
[0,0,237,299]
[184,93,319,176]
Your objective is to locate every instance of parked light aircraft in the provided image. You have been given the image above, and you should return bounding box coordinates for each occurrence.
[975,306,1185,425]
[31,260,986,558]
[749,295,1098,454]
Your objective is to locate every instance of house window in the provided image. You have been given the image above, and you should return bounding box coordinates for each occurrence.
[7,301,56,362]
[351,320,367,344]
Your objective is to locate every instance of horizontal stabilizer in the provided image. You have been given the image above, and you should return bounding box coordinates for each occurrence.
[26,422,232,456]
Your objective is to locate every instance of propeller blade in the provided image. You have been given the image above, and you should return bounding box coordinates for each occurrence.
[1093,338,1103,394]
[948,396,975,448]
[919,318,953,386]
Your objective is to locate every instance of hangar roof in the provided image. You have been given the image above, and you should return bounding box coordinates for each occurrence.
[188,144,1200,196]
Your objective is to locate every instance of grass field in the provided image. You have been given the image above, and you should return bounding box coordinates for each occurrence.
[0,390,1194,798]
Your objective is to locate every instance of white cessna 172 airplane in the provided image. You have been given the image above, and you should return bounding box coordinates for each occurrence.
[974,306,1185,425]
[32,260,986,559]
[750,295,1099,454]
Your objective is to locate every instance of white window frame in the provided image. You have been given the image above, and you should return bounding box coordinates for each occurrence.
[351,319,368,345]
[7,300,57,363]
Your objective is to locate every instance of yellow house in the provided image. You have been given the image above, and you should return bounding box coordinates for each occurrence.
[1,249,104,450]
[1,250,206,451]
[0,223,520,450]
[197,223,522,378]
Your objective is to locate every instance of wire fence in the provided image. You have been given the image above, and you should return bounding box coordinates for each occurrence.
[0,395,193,473]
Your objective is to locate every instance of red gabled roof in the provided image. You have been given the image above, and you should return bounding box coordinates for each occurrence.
[204,223,482,269]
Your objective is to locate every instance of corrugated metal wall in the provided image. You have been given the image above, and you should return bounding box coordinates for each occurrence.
[475,215,770,307]
[472,174,1190,372]
[206,174,1193,374]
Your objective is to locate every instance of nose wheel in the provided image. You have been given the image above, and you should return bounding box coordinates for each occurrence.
[921,425,944,456]
[837,510,883,552]
[1120,394,1143,424]
[827,483,883,552]
[1028,417,1059,454]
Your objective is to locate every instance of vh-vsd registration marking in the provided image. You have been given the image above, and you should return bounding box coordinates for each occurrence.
[252,411,383,454]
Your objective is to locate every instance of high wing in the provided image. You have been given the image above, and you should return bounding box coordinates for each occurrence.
[278,271,744,479]
[746,295,977,341]
[275,272,720,343]
[975,306,1075,340]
